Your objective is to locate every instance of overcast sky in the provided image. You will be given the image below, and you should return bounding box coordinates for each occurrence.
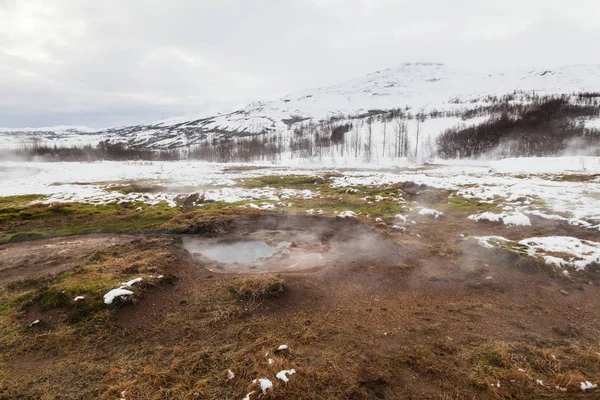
[1,0,600,129]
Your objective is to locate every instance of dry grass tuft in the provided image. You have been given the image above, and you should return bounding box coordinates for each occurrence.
[229,275,286,301]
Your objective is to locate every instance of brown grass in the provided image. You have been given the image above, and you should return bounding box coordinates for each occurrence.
[3,181,600,399]
[229,275,286,301]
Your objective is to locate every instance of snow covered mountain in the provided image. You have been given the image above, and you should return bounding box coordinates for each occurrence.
[2,62,600,152]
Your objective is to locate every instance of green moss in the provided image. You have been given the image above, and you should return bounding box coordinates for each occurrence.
[194,200,249,210]
[0,288,16,316]
[240,174,329,189]
[0,194,46,208]
[8,267,131,325]
[445,195,497,213]
[66,298,109,324]
[476,348,509,372]
[32,288,71,310]
[280,193,404,220]
[5,232,45,243]
[0,201,181,244]
[105,183,169,194]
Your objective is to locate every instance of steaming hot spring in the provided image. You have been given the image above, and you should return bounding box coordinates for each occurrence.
[180,215,404,274]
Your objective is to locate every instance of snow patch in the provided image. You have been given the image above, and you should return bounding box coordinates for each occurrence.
[469,212,531,226]
[581,381,598,391]
[418,208,443,218]
[252,378,273,395]
[276,369,296,383]
[519,237,600,271]
[103,288,134,305]
[475,235,600,271]
[503,213,531,226]
[468,212,504,223]
[121,277,143,288]
[475,236,512,249]
[337,211,357,219]
[395,214,407,223]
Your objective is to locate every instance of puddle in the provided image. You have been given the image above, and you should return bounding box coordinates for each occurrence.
[183,240,278,263]
[180,219,405,274]
[181,230,330,274]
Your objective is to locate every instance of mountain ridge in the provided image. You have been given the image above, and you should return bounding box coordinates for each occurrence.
[2,63,600,151]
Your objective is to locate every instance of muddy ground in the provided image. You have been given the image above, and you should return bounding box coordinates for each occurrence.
[1,213,600,399]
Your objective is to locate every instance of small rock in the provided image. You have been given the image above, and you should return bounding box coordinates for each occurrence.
[560,290,569,296]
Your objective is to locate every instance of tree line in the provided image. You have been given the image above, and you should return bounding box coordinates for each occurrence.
[3,93,599,162]
[436,98,600,158]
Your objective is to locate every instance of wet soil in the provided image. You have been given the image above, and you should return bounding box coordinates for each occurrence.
[3,213,600,398]
[0,234,137,285]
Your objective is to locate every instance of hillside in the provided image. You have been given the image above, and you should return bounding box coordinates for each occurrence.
[1,63,600,162]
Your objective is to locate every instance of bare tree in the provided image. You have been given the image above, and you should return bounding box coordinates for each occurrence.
[382,120,387,157]
[415,110,426,160]
[365,117,373,162]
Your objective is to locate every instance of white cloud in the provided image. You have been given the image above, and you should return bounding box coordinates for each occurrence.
[0,0,599,128]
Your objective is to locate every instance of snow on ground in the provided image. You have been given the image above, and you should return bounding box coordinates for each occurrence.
[395,214,407,223]
[475,236,600,271]
[518,237,600,270]
[121,277,143,288]
[469,212,504,223]
[103,288,134,305]
[475,236,512,249]
[1,157,599,227]
[487,156,600,174]
[581,381,598,391]
[329,158,600,225]
[502,213,531,226]
[418,208,443,218]
[469,212,531,226]
[252,378,273,395]
[275,369,296,383]
[337,211,357,219]
[524,210,594,229]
